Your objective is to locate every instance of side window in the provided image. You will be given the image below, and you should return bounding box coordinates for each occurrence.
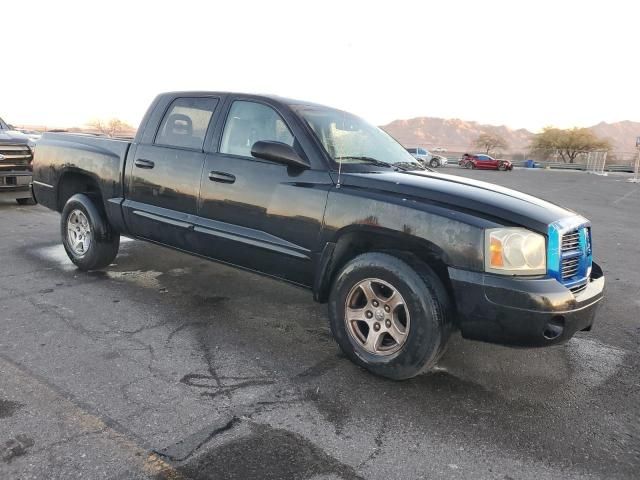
[155,97,218,150]
[407,148,416,154]
[220,101,294,158]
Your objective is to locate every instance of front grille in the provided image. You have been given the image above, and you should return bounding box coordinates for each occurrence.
[560,229,581,280]
[549,220,593,296]
[0,144,32,171]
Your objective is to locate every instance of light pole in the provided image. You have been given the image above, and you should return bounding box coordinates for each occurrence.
[630,136,640,183]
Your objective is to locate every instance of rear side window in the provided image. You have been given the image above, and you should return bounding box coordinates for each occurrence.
[155,97,218,150]
[407,148,417,154]
[220,101,294,158]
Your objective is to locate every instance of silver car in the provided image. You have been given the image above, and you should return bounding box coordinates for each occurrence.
[406,147,448,168]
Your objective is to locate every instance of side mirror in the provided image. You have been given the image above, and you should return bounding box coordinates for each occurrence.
[251,141,310,169]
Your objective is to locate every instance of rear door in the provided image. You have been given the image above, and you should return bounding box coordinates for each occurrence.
[123,96,220,248]
[192,97,331,286]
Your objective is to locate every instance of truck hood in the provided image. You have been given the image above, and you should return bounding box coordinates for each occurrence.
[0,129,31,145]
[340,170,576,233]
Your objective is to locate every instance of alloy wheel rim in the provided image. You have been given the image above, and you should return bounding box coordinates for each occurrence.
[67,209,92,256]
[344,278,410,356]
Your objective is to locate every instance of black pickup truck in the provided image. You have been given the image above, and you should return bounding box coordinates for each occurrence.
[32,92,605,379]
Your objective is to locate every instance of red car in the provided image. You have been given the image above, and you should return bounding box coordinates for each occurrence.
[459,153,513,171]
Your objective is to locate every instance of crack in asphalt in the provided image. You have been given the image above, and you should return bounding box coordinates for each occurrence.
[153,417,239,462]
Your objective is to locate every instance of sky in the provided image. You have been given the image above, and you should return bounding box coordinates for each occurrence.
[3,0,639,131]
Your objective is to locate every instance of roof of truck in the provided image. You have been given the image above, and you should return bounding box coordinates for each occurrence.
[159,91,332,109]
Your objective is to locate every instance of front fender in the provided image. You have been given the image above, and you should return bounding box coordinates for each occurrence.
[320,188,489,271]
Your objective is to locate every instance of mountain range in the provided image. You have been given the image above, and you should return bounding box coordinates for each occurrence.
[381,117,640,153]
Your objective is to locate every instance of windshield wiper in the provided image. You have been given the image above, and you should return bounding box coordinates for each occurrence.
[334,156,394,168]
[393,161,428,172]
[334,156,424,172]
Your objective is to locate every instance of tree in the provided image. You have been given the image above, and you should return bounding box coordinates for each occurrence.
[473,132,508,155]
[88,118,133,137]
[530,127,610,163]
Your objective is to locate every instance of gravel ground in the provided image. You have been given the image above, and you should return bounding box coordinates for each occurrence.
[1,168,638,479]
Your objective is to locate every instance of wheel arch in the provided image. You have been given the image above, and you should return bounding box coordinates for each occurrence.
[313,225,455,307]
[56,169,103,212]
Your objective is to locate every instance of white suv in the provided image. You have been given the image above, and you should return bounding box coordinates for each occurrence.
[406,147,448,168]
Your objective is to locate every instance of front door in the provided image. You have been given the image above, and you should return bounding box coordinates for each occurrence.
[193,99,331,286]
[123,96,219,248]
[476,154,497,169]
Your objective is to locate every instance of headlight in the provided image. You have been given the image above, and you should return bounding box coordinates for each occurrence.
[485,228,546,275]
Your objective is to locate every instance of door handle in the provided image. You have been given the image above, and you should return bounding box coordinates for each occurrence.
[134,159,155,169]
[208,171,236,184]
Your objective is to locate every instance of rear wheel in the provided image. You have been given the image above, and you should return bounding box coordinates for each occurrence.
[61,194,119,271]
[328,253,452,380]
[430,159,439,168]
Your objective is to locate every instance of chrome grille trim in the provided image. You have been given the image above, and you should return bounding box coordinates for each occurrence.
[560,228,581,280]
[561,231,580,251]
[0,144,32,171]
[0,145,32,151]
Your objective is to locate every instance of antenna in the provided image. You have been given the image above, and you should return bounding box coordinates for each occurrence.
[336,110,346,189]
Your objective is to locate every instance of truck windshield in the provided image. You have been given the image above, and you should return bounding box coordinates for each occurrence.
[0,117,8,130]
[294,105,421,169]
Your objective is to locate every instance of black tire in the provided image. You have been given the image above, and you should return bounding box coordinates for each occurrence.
[61,193,119,271]
[464,161,473,169]
[430,159,439,168]
[498,163,507,171]
[16,197,36,205]
[328,252,452,380]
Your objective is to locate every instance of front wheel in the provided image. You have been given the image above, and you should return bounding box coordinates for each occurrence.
[328,253,452,380]
[498,163,507,171]
[61,194,120,271]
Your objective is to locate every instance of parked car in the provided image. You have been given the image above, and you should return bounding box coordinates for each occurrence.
[32,92,604,379]
[460,153,513,171]
[433,147,447,153]
[431,154,448,167]
[406,147,447,168]
[0,116,35,204]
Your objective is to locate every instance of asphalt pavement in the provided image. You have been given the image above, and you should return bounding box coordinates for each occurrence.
[1,168,638,479]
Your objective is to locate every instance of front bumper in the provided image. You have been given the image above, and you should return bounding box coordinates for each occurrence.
[449,261,605,347]
[0,172,32,201]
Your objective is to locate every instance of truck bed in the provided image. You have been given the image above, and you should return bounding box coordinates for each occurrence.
[32,132,131,219]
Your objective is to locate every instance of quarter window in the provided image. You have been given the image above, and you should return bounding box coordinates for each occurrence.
[156,97,218,150]
[220,101,294,158]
